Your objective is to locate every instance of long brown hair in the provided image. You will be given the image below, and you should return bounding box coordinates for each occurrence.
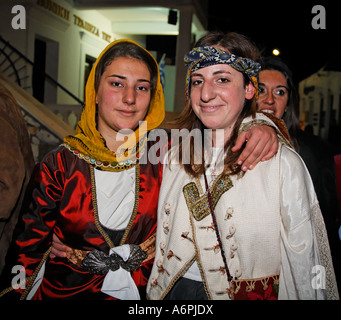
[173,31,261,178]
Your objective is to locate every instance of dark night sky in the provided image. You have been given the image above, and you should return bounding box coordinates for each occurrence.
[207,0,339,86]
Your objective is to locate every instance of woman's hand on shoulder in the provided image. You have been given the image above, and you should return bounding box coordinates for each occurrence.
[232,125,278,171]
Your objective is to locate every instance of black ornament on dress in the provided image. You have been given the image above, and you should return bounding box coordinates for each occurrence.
[81,244,147,274]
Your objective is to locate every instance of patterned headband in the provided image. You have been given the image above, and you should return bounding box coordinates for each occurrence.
[184,46,261,103]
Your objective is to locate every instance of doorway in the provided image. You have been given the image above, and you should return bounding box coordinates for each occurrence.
[32,37,59,103]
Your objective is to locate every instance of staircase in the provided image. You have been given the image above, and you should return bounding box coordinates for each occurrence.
[0,35,83,106]
[0,35,80,162]
[0,36,33,93]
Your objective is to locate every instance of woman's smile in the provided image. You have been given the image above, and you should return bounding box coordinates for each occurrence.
[200,105,223,112]
[116,109,138,117]
[190,64,254,140]
[95,56,151,151]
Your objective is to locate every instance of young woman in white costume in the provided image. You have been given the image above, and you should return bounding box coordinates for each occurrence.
[147,31,339,300]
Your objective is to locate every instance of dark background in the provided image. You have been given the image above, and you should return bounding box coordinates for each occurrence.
[207,1,339,86]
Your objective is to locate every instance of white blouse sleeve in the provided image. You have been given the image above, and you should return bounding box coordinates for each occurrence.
[278,145,339,300]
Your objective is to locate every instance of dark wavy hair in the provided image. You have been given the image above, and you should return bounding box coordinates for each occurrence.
[260,56,300,150]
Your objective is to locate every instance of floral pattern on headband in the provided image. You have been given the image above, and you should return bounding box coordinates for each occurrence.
[184,46,261,103]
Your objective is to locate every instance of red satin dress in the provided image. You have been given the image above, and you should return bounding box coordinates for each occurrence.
[0,138,165,300]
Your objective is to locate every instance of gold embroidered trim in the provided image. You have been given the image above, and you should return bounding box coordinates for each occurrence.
[20,247,52,300]
[195,177,204,195]
[230,274,280,299]
[0,248,51,299]
[120,163,140,245]
[66,248,89,266]
[139,233,156,262]
[311,203,340,300]
[158,255,197,300]
[183,175,233,221]
[239,118,292,149]
[231,274,279,294]
[189,212,212,299]
[90,163,141,248]
[58,165,143,268]
[90,166,114,248]
[63,142,138,171]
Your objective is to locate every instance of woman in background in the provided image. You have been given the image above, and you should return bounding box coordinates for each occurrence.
[257,57,340,293]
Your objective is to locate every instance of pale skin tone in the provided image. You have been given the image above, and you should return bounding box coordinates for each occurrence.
[257,70,289,119]
[207,45,278,169]
[51,55,278,257]
[96,56,152,152]
[190,63,255,146]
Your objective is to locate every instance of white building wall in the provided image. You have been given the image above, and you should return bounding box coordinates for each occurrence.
[1,0,207,113]
[299,69,341,139]
[0,0,145,105]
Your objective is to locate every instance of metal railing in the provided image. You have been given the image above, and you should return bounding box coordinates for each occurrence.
[0,35,84,106]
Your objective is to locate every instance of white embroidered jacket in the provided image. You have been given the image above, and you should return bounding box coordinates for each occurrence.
[147,140,339,300]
